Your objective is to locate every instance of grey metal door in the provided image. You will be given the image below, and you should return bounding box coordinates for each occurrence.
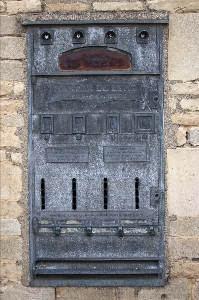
[25,20,166,286]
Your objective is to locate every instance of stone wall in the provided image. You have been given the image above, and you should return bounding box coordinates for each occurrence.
[0,0,199,299]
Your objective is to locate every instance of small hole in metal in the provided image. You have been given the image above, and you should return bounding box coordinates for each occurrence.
[73,31,84,40]
[41,32,51,40]
[139,30,149,39]
[105,30,116,39]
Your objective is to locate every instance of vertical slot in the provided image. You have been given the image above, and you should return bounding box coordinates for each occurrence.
[41,178,45,210]
[135,177,139,209]
[104,178,108,209]
[72,178,76,210]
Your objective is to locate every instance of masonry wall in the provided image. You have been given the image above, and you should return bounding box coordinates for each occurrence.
[0,1,199,299]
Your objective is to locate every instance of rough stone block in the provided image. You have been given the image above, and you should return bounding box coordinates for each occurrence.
[0,132,21,148]
[1,219,21,236]
[0,61,24,81]
[167,149,199,217]
[116,288,137,300]
[168,98,177,110]
[7,0,42,14]
[189,127,199,146]
[0,37,25,60]
[0,201,23,218]
[171,82,199,95]
[11,152,22,164]
[0,163,22,201]
[2,115,24,128]
[0,284,55,300]
[180,99,199,111]
[0,100,24,114]
[170,217,199,236]
[1,259,22,283]
[195,281,199,300]
[14,82,25,95]
[169,238,199,259]
[168,14,199,81]
[171,113,199,125]
[171,260,199,278]
[0,238,22,260]
[0,81,13,96]
[0,150,7,162]
[0,1,5,12]
[176,126,186,146]
[137,278,190,300]
[56,287,116,300]
[147,0,199,12]
[0,15,19,36]
[93,1,144,11]
[46,3,90,11]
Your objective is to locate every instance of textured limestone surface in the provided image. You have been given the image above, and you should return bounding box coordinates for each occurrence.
[170,217,199,236]
[169,237,199,259]
[171,113,199,126]
[167,149,199,217]
[180,99,199,111]
[0,61,24,81]
[0,285,55,300]
[176,126,187,146]
[171,260,199,279]
[189,127,199,146]
[168,13,199,81]
[137,278,190,300]
[1,238,22,260]
[0,15,19,35]
[147,0,199,12]
[46,3,90,11]
[0,37,25,59]
[7,0,42,14]
[1,219,21,236]
[93,1,144,11]
[171,82,199,95]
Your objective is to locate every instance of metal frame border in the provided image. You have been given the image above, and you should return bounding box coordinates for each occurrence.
[25,20,166,287]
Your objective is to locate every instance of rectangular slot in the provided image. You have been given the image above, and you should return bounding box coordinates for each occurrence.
[135,177,139,209]
[104,178,108,209]
[72,178,76,210]
[41,178,45,210]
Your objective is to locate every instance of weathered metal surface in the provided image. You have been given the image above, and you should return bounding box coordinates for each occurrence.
[26,21,165,287]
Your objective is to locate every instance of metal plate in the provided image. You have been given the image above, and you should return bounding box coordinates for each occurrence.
[26,21,165,287]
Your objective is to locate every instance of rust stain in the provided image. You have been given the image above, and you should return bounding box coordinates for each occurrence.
[59,47,132,71]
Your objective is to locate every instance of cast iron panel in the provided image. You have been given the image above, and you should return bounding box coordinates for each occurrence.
[25,20,166,287]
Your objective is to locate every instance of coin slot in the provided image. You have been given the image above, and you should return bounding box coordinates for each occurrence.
[72,178,77,210]
[104,178,108,209]
[41,178,45,210]
[135,177,139,209]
